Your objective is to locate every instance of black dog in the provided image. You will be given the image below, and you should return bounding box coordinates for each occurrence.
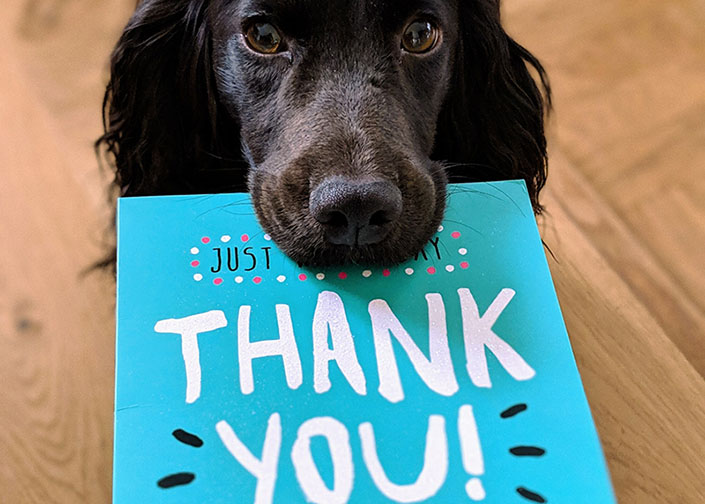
[98,0,549,266]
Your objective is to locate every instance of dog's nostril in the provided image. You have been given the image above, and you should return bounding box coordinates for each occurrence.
[322,211,349,229]
[369,210,391,227]
[310,177,402,247]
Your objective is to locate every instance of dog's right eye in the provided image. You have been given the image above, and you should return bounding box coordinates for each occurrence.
[244,22,283,54]
[401,20,439,54]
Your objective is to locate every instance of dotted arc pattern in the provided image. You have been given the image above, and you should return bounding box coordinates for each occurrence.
[188,227,470,286]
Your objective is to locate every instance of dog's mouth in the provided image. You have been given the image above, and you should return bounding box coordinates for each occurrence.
[271,223,441,268]
[250,164,447,267]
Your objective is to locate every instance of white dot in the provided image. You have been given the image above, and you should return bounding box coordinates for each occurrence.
[277,275,286,283]
[362,270,372,278]
[437,225,444,232]
[193,274,203,282]
[221,235,231,243]
[235,276,244,284]
[465,478,486,500]
[190,247,200,255]
[405,268,414,275]
[264,234,272,241]
[458,248,468,256]
[316,273,325,280]
[446,265,455,273]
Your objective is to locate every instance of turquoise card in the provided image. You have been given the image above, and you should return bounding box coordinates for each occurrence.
[114,180,615,503]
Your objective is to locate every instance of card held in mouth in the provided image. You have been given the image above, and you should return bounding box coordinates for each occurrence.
[114,180,616,503]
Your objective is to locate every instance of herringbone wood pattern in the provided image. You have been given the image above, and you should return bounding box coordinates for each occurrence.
[1,0,704,502]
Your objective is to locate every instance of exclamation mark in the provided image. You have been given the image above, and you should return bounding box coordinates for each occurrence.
[459,405,486,501]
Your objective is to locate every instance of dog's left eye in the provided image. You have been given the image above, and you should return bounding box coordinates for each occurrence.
[245,22,283,54]
[401,20,439,54]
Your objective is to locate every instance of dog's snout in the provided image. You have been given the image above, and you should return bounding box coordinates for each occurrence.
[309,178,402,246]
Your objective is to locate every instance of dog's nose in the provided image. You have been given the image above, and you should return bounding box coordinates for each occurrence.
[309,178,402,246]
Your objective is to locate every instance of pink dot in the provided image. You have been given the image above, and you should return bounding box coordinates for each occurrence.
[382,269,391,277]
[460,261,470,269]
[451,231,461,239]
[241,234,249,242]
[338,272,348,280]
[298,273,307,281]
[190,260,200,267]
[427,266,436,275]
[253,276,262,284]
[201,236,211,244]
[213,278,223,285]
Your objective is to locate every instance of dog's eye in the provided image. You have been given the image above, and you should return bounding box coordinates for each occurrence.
[245,22,283,54]
[401,20,439,54]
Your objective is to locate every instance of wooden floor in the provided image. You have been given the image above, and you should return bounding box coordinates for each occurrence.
[1,0,704,502]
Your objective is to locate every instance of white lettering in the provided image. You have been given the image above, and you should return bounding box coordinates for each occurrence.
[312,292,367,395]
[238,305,303,395]
[359,415,448,502]
[291,416,354,504]
[216,413,282,504]
[153,310,228,403]
[458,288,535,388]
[369,294,458,403]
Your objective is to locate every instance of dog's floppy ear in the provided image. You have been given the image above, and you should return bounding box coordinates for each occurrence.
[433,0,551,212]
[97,0,246,197]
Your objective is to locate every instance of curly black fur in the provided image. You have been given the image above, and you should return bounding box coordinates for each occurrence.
[97,0,550,266]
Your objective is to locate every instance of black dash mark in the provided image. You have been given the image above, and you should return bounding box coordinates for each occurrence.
[173,429,204,448]
[156,429,203,488]
[510,446,546,457]
[517,486,547,502]
[500,403,528,419]
[158,473,195,489]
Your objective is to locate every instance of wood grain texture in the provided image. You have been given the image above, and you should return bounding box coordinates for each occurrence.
[504,0,705,368]
[541,181,705,502]
[1,0,704,502]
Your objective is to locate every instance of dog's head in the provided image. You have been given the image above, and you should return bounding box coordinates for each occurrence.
[99,0,549,266]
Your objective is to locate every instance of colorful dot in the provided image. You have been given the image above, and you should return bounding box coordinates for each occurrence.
[193,274,203,282]
[190,260,200,267]
[201,237,211,244]
[438,225,444,232]
[235,276,244,284]
[460,261,470,269]
[451,231,461,239]
[299,273,308,281]
[446,265,455,272]
[382,269,391,277]
[253,276,262,284]
[458,248,468,256]
[213,278,223,286]
[405,268,414,275]
[221,235,231,243]
[190,247,200,255]
[264,234,272,241]
[338,272,348,280]
[362,270,372,278]
[241,234,249,242]
[427,266,437,275]
[277,275,286,283]
[316,273,325,281]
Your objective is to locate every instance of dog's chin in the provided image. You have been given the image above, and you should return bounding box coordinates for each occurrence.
[291,241,424,268]
[263,216,444,268]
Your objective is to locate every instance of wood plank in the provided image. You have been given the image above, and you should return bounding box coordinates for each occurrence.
[0,12,115,502]
[541,180,705,503]
[626,184,705,314]
[506,0,705,189]
[9,0,134,212]
[604,105,705,208]
[1,0,704,502]
[506,0,705,372]
[544,148,705,376]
